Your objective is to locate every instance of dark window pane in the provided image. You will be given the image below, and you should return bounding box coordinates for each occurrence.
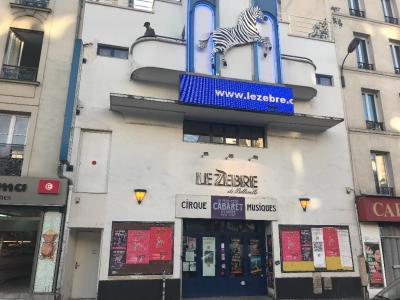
[113,48,129,59]
[225,125,237,145]
[98,45,129,59]
[211,124,224,144]
[316,74,333,86]
[183,121,210,143]
[98,47,112,57]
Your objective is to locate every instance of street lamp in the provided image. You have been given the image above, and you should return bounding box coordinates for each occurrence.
[341,38,361,88]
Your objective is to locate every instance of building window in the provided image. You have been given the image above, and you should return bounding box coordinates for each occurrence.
[316,74,333,86]
[183,120,265,148]
[97,44,129,59]
[371,152,394,196]
[128,0,154,11]
[354,35,374,70]
[0,113,29,176]
[1,28,43,82]
[362,91,384,130]
[381,0,399,24]
[390,42,400,74]
[348,0,365,17]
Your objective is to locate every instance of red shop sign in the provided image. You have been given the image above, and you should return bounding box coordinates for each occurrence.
[357,196,400,222]
[38,179,60,194]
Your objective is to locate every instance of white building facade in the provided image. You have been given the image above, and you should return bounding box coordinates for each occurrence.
[62,0,364,299]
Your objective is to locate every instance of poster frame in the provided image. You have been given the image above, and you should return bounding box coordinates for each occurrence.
[279,225,355,273]
[108,221,174,276]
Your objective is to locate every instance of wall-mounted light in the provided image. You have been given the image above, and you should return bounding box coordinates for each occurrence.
[248,155,258,161]
[299,198,310,212]
[201,152,209,158]
[225,154,234,160]
[134,189,147,204]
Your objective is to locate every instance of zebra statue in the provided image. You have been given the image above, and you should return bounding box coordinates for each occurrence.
[198,6,272,68]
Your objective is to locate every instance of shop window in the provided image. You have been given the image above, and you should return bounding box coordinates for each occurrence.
[97,44,129,59]
[1,28,43,82]
[382,0,399,24]
[371,151,394,196]
[0,113,29,176]
[348,0,365,17]
[183,120,265,148]
[361,90,384,131]
[390,42,400,74]
[354,34,374,70]
[316,74,333,86]
[188,0,216,74]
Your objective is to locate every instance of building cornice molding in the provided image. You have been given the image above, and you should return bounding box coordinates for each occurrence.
[332,12,400,28]
[348,128,400,137]
[342,66,400,80]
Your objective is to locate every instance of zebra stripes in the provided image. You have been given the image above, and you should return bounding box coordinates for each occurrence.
[198,6,272,68]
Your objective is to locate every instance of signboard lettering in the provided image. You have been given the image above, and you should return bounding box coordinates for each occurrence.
[357,196,400,222]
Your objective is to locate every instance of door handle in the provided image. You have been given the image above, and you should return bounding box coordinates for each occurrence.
[75,262,80,269]
[392,265,400,269]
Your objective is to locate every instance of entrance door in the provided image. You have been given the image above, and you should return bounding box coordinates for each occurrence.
[381,225,400,285]
[182,220,267,298]
[71,231,101,299]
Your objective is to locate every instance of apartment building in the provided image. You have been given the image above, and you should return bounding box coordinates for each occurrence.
[0,0,81,299]
[330,0,400,297]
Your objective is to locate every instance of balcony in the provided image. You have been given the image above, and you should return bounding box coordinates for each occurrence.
[281,55,317,101]
[10,0,51,12]
[0,144,24,176]
[377,186,395,197]
[366,120,384,131]
[349,9,365,18]
[0,65,38,82]
[130,36,186,84]
[385,16,399,24]
[357,62,375,71]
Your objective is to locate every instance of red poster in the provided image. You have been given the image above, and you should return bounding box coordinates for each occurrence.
[150,226,173,261]
[126,230,150,264]
[323,227,340,257]
[281,230,301,261]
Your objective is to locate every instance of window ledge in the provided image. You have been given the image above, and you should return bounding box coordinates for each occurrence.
[9,3,52,13]
[0,78,40,86]
[333,12,400,28]
[349,128,400,137]
[343,66,400,79]
[86,0,154,14]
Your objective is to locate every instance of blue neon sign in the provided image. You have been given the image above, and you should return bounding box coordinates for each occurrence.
[179,74,294,115]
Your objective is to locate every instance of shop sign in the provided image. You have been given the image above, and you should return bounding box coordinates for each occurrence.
[180,73,294,115]
[0,176,67,206]
[175,194,278,221]
[357,196,400,222]
[196,169,258,195]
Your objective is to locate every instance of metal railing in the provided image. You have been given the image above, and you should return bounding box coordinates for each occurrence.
[377,186,395,197]
[13,0,49,8]
[395,67,400,74]
[366,120,384,131]
[0,64,37,82]
[385,16,399,24]
[349,9,365,17]
[0,144,24,176]
[357,62,375,70]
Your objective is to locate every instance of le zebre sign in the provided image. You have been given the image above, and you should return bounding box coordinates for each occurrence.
[357,196,400,222]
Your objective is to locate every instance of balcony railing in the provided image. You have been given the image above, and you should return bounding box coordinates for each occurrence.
[395,67,400,74]
[385,16,399,24]
[377,186,395,197]
[0,144,24,176]
[357,62,375,70]
[349,9,365,17]
[0,65,37,82]
[366,120,384,131]
[13,0,49,8]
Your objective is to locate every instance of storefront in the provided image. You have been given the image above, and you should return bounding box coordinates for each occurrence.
[357,195,400,297]
[0,176,68,298]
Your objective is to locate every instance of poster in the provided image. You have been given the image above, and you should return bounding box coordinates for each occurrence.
[150,226,173,261]
[230,238,243,274]
[183,262,190,272]
[249,239,262,274]
[323,227,340,257]
[126,230,150,264]
[337,229,353,269]
[202,237,215,276]
[281,230,301,261]
[365,242,384,287]
[112,229,127,249]
[311,228,326,268]
[300,229,313,261]
[187,237,196,251]
[111,250,126,270]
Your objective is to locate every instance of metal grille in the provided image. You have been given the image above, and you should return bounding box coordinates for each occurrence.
[15,0,49,8]
[385,16,399,24]
[381,226,400,285]
[0,65,37,82]
[0,144,24,176]
[357,62,375,70]
[349,9,365,17]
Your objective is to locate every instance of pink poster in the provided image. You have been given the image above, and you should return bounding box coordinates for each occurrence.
[126,230,150,264]
[150,226,173,261]
[323,227,340,257]
[281,230,301,261]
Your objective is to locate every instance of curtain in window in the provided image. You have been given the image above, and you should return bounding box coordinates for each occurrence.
[382,0,394,17]
[362,93,378,122]
[3,31,24,66]
[390,45,400,68]
[356,39,369,64]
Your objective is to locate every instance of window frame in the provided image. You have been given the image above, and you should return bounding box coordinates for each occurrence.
[348,0,365,17]
[354,34,374,70]
[0,113,29,145]
[97,44,129,59]
[361,90,384,130]
[370,151,394,196]
[389,42,400,74]
[316,74,333,86]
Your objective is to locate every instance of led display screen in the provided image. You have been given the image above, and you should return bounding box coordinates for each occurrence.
[179,74,294,115]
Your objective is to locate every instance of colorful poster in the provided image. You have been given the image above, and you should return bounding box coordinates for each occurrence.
[281,230,301,261]
[300,229,313,261]
[202,237,215,276]
[149,226,173,261]
[323,227,340,257]
[249,239,262,275]
[365,242,384,287]
[112,229,127,249]
[187,237,196,251]
[230,238,244,274]
[126,230,150,264]
[111,250,126,271]
[311,228,326,268]
[337,229,353,269]
[211,196,245,220]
